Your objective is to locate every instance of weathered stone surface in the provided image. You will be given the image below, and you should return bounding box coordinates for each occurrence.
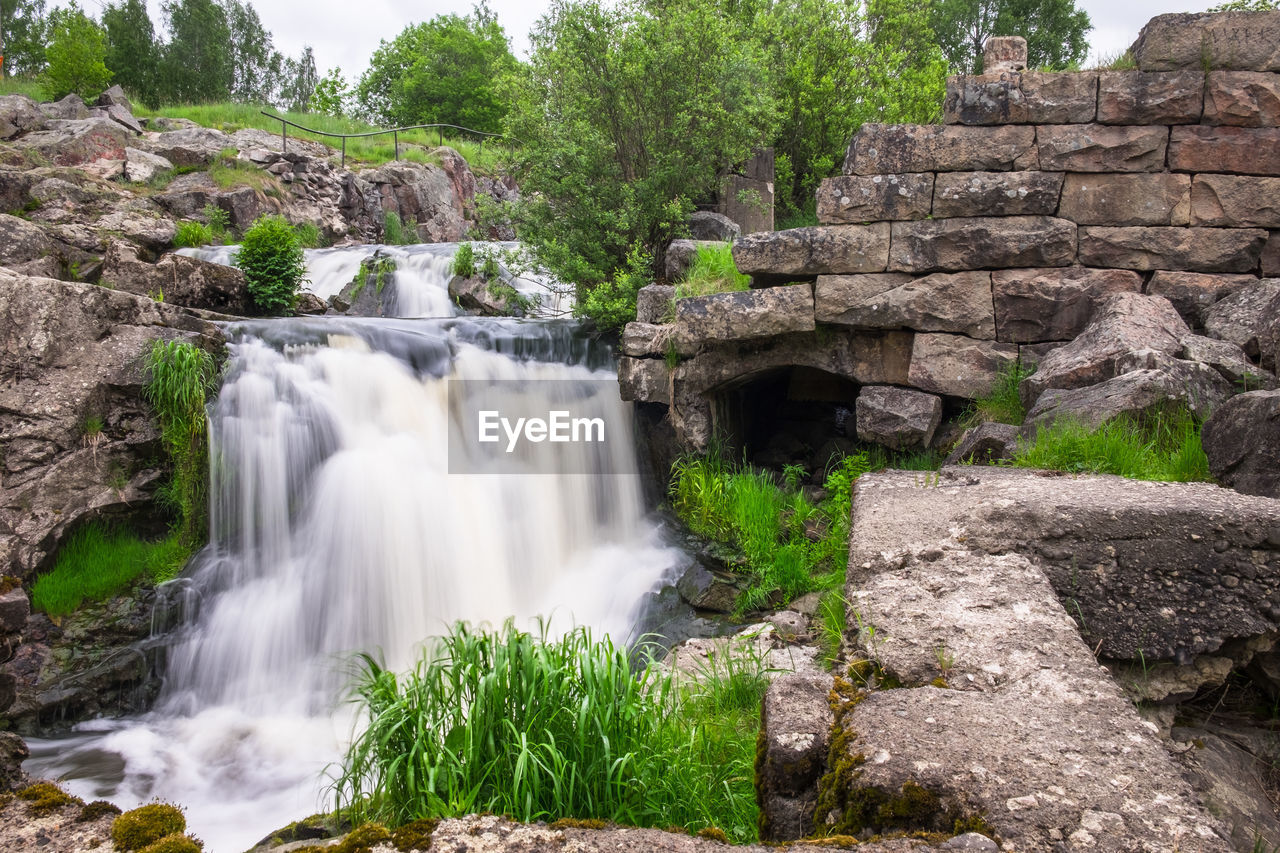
[1036,124,1168,173]
[930,170,1062,218]
[732,223,890,276]
[1024,366,1225,432]
[102,241,249,314]
[943,72,1026,125]
[663,239,722,282]
[38,93,88,121]
[364,159,473,243]
[1204,71,1280,126]
[1191,173,1280,227]
[0,94,45,140]
[689,210,740,242]
[1182,334,1278,389]
[620,322,675,358]
[1264,287,1280,371]
[1020,292,1191,407]
[1203,278,1280,357]
[856,385,942,449]
[0,213,53,267]
[908,333,1018,399]
[95,210,177,253]
[843,123,1036,175]
[1203,389,1280,498]
[1170,125,1280,174]
[1078,225,1267,272]
[1058,172,1191,226]
[944,421,1020,465]
[720,174,772,234]
[1130,11,1280,73]
[758,674,833,841]
[147,126,236,168]
[122,147,173,184]
[1265,231,1280,277]
[0,270,223,577]
[1097,70,1204,124]
[96,102,143,135]
[993,267,1142,343]
[815,173,933,223]
[675,283,814,345]
[1147,270,1258,328]
[888,216,1076,273]
[1172,722,1280,852]
[1020,71,1098,123]
[817,271,994,338]
[675,560,740,613]
[982,35,1025,72]
[617,356,671,405]
[635,284,675,325]
[14,117,131,167]
[97,84,133,113]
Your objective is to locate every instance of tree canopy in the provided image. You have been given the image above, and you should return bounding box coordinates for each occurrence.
[44,1,111,101]
[102,0,157,105]
[930,0,1091,73]
[1,0,49,77]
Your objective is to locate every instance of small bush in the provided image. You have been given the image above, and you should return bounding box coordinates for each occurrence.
[451,242,476,278]
[138,834,203,853]
[382,211,417,245]
[294,222,324,248]
[202,204,230,242]
[17,782,81,814]
[578,245,649,333]
[235,214,307,314]
[78,800,123,822]
[674,243,749,300]
[1013,406,1211,482]
[111,803,186,851]
[173,221,213,249]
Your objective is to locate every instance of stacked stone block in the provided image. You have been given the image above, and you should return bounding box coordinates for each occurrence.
[619,13,1280,453]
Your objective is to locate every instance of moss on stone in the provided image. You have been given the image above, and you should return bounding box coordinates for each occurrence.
[111,803,186,852]
[391,817,439,851]
[137,833,203,853]
[17,781,82,814]
[77,799,123,822]
[548,817,608,830]
[333,822,392,853]
[696,826,728,842]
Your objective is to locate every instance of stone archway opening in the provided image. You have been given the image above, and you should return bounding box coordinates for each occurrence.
[711,365,860,478]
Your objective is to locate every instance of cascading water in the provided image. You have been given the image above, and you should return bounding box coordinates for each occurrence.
[25,247,682,852]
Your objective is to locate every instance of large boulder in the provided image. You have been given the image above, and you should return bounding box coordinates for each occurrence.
[102,241,250,314]
[1023,366,1227,432]
[0,269,224,577]
[14,117,131,167]
[1202,389,1280,498]
[0,94,46,140]
[635,284,675,324]
[37,94,88,121]
[992,267,1142,343]
[855,385,942,450]
[1020,292,1191,408]
[1130,11,1280,72]
[1146,271,1257,329]
[146,126,235,168]
[944,421,1020,465]
[363,160,470,242]
[0,213,54,267]
[123,147,173,184]
[1203,278,1280,359]
[1204,70,1280,126]
[688,210,740,241]
[675,283,815,345]
[816,270,995,338]
[907,333,1018,398]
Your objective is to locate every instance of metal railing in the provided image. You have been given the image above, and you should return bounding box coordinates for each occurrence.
[260,111,513,167]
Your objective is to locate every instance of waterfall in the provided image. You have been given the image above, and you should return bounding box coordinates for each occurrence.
[25,276,679,851]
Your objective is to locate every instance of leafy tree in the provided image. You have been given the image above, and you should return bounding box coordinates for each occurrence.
[355,1,518,132]
[504,0,776,331]
[0,0,48,77]
[236,214,306,314]
[311,66,348,116]
[160,0,232,103]
[930,0,1091,74]
[43,2,111,101]
[223,0,284,103]
[102,0,159,105]
[281,44,317,112]
[1208,0,1279,8]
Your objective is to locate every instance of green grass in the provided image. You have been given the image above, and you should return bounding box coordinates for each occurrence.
[209,148,282,195]
[334,621,765,842]
[1013,406,1211,482]
[173,220,213,249]
[32,524,190,617]
[816,589,847,671]
[965,361,1034,427]
[0,75,46,100]
[381,211,418,245]
[135,102,510,173]
[674,243,750,301]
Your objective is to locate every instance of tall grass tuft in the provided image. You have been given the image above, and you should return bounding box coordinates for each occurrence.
[32,524,189,617]
[334,621,763,842]
[145,340,218,548]
[674,243,750,300]
[966,361,1034,426]
[1013,406,1211,482]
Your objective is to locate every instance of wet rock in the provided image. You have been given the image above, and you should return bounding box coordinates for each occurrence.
[1203,70,1280,126]
[888,216,1076,273]
[102,241,249,314]
[1036,124,1169,172]
[1170,125,1280,175]
[855,385,942,450]
[930,170,1062,218]
[1191,173,1280,227]
[1130,11,1280,73]
[816,173,933,223]
[688,210,740,241]
[1096,70,1204,124]
[1077,225,1266,273]
[908,333,1019,399]
[635,284,675,325]
[731,224,890,277]
[675,560,740,613]
[1146,270,1257,329]
[0,94,46,140]
[1058,172,1191,226]
[993,267,1142,343]
[675,283,814,344]
[1203,278,1280,358]
[817,270,993,338]
[1202,389,1280,498]
[843,123,1036,175]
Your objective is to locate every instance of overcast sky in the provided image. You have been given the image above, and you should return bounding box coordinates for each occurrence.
[121,0,1225,88]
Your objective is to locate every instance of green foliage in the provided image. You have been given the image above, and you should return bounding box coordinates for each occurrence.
[145,339,217,548]
[479,246,501,280]
[159,0,231,103]
[18,782,81,813]
[173,220,213,248]
[334,621,764,842]
[311,66,348,117]
[42,2,112,102]
[381,211,418,245]
[675,243,749,300]
[965,360,1033,426]
[1091,49,1137,70]
[355,2,518,132]
[351,255,396,300]
[294,221,324,248]
[577,244,651,333]
[451,242,476,278]
[0,74,44,97]
[202,203,229,241]
[137,835,203,853]
[102,0,157,106]
[235,214,306,314]
[111,803,187,852]
[1013,406,1211,482]
[1209,0,1279,9]
[816,589,847,671]
[930,0,1092,74]
[1,0,50,78]
[504,0,776,329]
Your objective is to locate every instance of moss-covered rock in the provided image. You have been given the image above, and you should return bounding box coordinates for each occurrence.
[111,803,186,851]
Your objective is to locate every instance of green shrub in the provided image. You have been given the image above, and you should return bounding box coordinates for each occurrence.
[235,214,307,314]
[78,800,123,822]
[674,243,749,300]
[578,245,649,333]
[334,622,764,842]
[294,222,324,249]
[138,834,203,853]
[382,211,418,245]
[1013,406,1211,482]
[451,242,476,278]
[173,221,213,249]
[32,524,190,616]
[966,361,1034,426]
[202,204,230,243]
[111,803,186,852]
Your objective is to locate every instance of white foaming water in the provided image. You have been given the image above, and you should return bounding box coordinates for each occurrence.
[180,242,572,318]
[26,316,680,852]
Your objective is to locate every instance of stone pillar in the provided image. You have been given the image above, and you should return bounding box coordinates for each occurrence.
[718,147,775,235]
[984,36,1027,73]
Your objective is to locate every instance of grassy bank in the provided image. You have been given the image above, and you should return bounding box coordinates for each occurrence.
[1013,406,1211,482]
[335,621,766,842]
[32,525,188,617]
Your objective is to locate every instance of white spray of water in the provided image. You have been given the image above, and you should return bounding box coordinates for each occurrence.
[26,314,679,852]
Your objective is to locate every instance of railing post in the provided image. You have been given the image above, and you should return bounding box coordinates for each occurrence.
[438,127,443,147]
[394,130,399,161]
[282,122,287,154]
[341,137,346,168]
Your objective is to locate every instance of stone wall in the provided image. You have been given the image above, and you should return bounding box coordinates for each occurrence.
[620,12,1280,469]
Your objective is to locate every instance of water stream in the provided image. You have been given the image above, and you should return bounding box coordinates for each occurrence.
[25,246,682,852]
